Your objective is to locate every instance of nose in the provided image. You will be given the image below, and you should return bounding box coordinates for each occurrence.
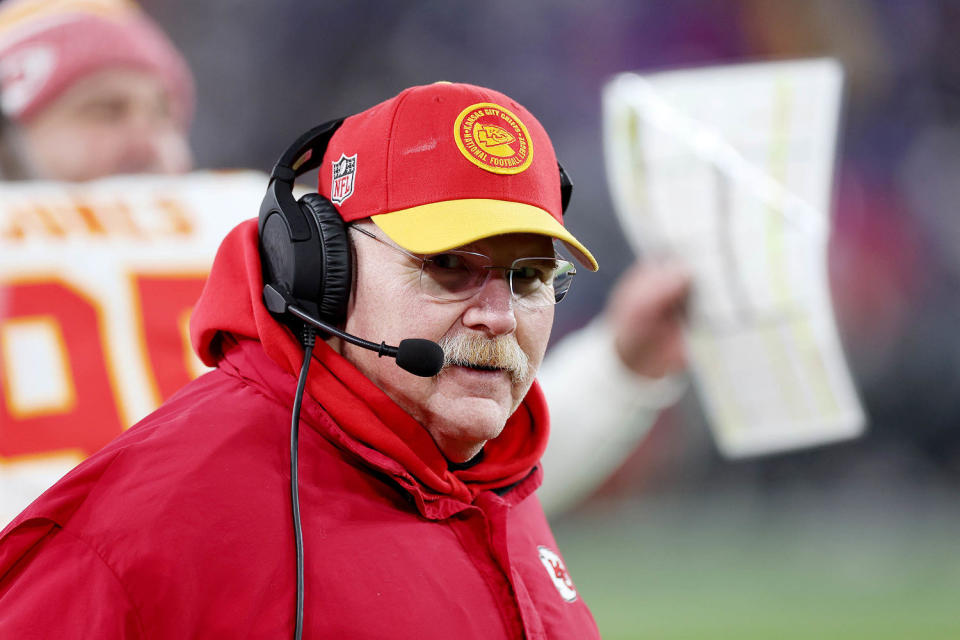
[460,272,517,336]
[119,110,193,175]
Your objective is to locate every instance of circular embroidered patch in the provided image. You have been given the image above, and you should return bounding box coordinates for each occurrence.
[537,545,578,603]
[454,102,534,175]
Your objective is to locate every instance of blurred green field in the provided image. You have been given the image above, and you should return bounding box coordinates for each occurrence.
[552,494,960,639]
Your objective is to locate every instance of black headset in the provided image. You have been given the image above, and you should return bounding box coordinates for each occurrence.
[259,118,351,326]
[257,117,574,332]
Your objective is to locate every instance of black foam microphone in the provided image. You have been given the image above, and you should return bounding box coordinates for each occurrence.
[263,284,445,377]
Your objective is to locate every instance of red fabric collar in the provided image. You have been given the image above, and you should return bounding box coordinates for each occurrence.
[190,219,549,501]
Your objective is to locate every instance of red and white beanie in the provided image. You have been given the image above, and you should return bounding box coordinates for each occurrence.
[0,0,194,125]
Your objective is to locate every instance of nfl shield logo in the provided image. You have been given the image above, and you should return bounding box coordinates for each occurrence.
[330,153,357,204]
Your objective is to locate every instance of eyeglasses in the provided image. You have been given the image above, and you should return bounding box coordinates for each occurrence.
[349,225,576,309]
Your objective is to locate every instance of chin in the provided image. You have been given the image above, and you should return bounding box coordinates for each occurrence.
[425,398,511,461]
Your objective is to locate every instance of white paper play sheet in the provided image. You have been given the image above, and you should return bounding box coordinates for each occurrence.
[603,58,865,457]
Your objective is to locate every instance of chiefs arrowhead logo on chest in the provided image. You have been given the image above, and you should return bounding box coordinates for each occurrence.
[537,545,578,602]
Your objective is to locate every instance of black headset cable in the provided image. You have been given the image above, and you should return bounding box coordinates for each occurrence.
[291,326,315,640]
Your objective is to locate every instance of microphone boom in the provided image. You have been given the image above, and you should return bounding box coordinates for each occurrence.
[264,285,444,377]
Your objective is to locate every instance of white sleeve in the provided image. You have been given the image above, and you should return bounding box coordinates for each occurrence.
[536,317,686,516]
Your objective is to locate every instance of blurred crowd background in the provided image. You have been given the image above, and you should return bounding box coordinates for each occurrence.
[68,0,960,636]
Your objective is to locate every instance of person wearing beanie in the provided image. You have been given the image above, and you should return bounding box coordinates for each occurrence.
[0,0,205,528]
[0,82,606,638]
[0,0,194,180]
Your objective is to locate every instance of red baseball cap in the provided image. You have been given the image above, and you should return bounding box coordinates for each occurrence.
[317,82,598,271]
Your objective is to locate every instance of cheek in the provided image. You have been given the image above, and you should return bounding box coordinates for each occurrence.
[155,130,193,173]
[348,282,412,341]
[517,306,554,369]
[85,126,130,160]
[340,324,438,426]
[347,268,445,343]
[48,125,122,171]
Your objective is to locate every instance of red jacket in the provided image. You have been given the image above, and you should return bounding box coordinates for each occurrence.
[0,220,600,639]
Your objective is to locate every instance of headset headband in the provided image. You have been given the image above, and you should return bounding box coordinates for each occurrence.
[258,117,345,241]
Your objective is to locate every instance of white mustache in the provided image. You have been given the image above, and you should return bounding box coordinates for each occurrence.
[437,333,530,384]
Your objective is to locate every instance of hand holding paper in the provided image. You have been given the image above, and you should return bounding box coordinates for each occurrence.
[603,58,865,458]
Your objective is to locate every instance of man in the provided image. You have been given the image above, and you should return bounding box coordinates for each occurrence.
[0,0,193,180]
[0,82,603,637]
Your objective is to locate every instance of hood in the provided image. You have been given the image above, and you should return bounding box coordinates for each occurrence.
[189,219,549,501]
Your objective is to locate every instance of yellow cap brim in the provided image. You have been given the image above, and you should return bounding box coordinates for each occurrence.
[370,199,598,271]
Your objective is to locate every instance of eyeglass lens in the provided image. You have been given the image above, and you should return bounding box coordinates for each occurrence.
[420,252,575,307]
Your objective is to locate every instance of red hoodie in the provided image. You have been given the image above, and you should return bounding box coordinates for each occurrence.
[0,220,600,639]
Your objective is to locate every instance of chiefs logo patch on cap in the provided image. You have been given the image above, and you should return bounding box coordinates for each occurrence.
[454,102,533,175]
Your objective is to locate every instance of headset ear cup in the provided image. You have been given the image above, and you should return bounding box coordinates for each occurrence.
[260,211,298,298]
[298,193,352,324]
